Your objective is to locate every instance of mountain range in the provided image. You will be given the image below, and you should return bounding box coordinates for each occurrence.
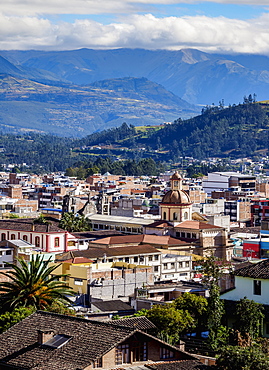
[0,47,269,136]
[2,48,269,105]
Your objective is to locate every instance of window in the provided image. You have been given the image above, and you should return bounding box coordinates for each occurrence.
[163,211,167,220]
[173,212,178,221]
[148,255,153,262]
[160,347,175,359]
[185,262,190,267]
[1,233,5,241]
[35,236,40,247]
[139,256,144,263]
[55,237,60,247]
[115,344,130,365]
[43,334,71,349]
[6,250,12,255]
[181,232,186,238]
[171,263,175,269]
[125,257,129,263]
[93,358,102,368]
[254,280,261,295]
[154,255,159,261]
[11,234,15,240]
[184,212,188,220]
[23,235,27,241]
[187,233,191,238]
[163,263,168,270]
[178,262,183,268]
[154,266,159,272]
[67,241,76,247]
[74,278,83,286]
[134,257,138,263]
[133,341,147,362]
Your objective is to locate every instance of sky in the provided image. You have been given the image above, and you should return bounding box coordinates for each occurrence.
[1,0,269,54]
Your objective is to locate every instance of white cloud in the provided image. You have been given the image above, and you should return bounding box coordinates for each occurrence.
[1,12,269,54]
[1,0,268,17]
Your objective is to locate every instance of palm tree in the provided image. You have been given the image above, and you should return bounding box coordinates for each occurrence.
[0,255,74,312]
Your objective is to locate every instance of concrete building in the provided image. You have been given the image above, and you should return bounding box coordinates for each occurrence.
[202,172,256,196]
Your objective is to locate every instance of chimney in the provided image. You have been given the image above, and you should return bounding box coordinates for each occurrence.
[37,329,55,345]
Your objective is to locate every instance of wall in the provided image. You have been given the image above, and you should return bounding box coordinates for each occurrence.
[221,276,269,305]
[89,268,153,301]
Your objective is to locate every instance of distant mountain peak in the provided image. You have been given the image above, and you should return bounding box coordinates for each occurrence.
[180,48,210,64]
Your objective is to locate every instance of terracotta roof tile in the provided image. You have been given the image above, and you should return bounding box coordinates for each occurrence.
[146,360,211,369]
[0,311,199,370]
[176,221,222,230]
[0,311,134,370]
[0,219,64,233]
[111,316,157,331]
[91,300,133,312]
[63,257,94,264]
[91,234,189,247]
[235,259,269,279]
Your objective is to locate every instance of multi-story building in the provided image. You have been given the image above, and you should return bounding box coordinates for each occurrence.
[224,199,251,225]
[251,199,269,226]
[202,172,256,195]
[0,218,80,253]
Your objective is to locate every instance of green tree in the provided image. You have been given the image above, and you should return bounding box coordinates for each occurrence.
[142,304,194,344]
[201,255,226,350]
[0,306,35,334]
[59,212,91,232]
[0,255,74,312]
[217,344,269,370]
[234,297,264,339]
[172,292,208,336]
[34,214,49,224]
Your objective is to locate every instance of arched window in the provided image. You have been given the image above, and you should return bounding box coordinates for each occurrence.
[184,212,188,220]
[163,211,167,220]
[23,235,27,241]
[1,233,5,241]
[35,236,40,247]
[11,234,15,240]
[55,237,60,247]
[173,212,178,221]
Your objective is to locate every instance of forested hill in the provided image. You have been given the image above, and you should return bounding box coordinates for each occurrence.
[79,100,269,159]
[145,100,269,158]
[1,100,269,174]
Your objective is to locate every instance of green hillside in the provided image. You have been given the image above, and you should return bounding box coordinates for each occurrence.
[78,99,269,160]
[0,100,269,174]
[145,99,269,159]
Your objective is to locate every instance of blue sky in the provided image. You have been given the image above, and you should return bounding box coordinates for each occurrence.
[0,1,269,54]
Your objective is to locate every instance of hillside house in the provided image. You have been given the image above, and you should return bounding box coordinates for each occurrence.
[0,310,204,370]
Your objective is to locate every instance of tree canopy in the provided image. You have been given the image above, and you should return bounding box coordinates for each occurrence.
[59,212,91,232]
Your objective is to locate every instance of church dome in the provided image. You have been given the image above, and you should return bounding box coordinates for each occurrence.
[162,189,190,204]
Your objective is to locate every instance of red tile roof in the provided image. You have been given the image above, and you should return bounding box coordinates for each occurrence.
[63,257,94,264]
[91,234,188,246]
[176,221,222,230]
